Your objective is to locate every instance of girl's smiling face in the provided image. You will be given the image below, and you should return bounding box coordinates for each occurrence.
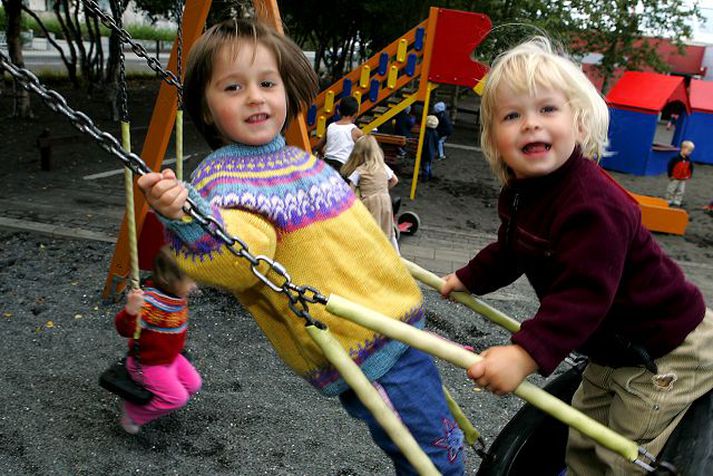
[492,84,581,179]
[204,40,287,146]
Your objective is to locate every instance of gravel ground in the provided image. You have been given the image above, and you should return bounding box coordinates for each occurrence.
[0,230,552,475]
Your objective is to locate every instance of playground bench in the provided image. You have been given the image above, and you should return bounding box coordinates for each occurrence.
[36,126,148,171]
[373,132,418,167]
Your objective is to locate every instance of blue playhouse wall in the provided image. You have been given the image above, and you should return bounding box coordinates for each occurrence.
[603,107,685,175]
[603,108,656,175]
[683,112,713,165]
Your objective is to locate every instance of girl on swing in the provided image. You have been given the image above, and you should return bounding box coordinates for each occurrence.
[114,246,201,434]
[441,37,713,474]
[137,18,464,474]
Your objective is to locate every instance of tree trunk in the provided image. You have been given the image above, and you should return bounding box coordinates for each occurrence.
[2,0,32,117]
[105,0,129,121]
[53,0,80,87]
[21,3,79,86]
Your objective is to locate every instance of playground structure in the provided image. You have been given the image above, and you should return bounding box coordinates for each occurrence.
[604,71,689,176]
[305,7,490,200]
[0,1,696,472]
[684,79,713,165]
[602,71,691,236]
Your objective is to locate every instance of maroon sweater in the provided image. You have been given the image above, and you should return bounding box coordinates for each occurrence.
[456,150,705,376]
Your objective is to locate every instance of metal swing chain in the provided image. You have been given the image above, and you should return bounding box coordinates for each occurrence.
[0,52,328,328]
[175,0,184,110]
[81,0,183,92]
[112,0,129,123]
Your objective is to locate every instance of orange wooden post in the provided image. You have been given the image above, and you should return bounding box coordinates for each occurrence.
[102,0,212,300]
[254,0,311,151]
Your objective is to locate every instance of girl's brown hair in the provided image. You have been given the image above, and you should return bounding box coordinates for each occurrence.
[152,246,186,296]
[184,18,319,149]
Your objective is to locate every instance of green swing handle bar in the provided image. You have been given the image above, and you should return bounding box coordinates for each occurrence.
[401,259,522,333]
[325,294,661,473]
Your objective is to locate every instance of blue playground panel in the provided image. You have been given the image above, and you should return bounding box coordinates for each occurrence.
[603,107,683,176]
[684,112,713,165]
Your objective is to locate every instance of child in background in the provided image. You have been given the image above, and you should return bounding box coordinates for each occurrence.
[666,140,695,207]
[341,135,399,251]
[394,105,416,157]
[433,101,453,160]
[137,19,464,474]
[666,112,680,130]
[114,246,201,435]
[318,96,364,171]
[440,37,713,474]
[421,115,439,181]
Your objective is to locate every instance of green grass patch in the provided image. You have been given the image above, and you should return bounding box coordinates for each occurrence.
[0,6,176,42]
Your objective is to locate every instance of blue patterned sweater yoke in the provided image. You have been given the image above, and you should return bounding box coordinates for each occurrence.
[187,135,356,234]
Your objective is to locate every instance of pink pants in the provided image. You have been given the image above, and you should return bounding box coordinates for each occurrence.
[124,354,202,426]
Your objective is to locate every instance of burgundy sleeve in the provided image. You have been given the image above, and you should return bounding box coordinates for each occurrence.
[455,223,523,296]
[511,203,634,376]
[114,309,138,338]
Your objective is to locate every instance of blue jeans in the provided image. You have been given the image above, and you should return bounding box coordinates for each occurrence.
[437,136,448,158]
[339,347,465,475]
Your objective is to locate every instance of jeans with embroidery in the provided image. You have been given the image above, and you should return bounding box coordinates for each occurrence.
[339,347,465,475]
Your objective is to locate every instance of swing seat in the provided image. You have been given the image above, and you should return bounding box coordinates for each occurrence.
[477,366,713,475]
[99,357,154,405]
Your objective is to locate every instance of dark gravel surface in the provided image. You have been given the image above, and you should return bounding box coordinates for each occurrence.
[0,230,548,475]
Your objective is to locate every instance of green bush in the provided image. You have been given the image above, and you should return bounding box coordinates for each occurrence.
[0,6,176,42]
[126,24,176,42]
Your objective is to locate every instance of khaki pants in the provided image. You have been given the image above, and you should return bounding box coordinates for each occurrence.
[566,308,713,475]
[665,179,686,206]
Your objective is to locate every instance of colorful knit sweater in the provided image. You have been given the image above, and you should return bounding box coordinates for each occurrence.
[162,136,424,396]
[114,287,189,365]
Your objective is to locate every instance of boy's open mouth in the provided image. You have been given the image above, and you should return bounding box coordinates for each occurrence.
[246,113,269,123]
[522,142,551,153]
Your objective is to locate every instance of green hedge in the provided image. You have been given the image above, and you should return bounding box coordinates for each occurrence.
[0,7,176,42]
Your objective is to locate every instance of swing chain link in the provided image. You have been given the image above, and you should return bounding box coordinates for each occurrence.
[174,0,184,109]
[81,0,183,92]
[181,204,328,327]
[111,0,129,123]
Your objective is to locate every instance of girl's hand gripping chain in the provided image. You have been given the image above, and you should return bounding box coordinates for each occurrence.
[137,169,189,220]
[467,344,538,395]
[125,289,145,316]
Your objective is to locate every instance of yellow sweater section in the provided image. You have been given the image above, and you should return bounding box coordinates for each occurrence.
[173,195,423,395]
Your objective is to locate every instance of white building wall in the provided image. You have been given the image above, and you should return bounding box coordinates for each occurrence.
[691,0,713,44]
[689,0,713,79]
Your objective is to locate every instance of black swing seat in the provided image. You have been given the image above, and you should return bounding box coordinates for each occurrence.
[477,365,713,475]
[99,357,154,405]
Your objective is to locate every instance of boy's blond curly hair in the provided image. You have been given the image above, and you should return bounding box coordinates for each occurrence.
[480,36,610,184]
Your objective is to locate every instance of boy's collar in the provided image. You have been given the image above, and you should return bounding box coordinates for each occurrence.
[223,135,286,156]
